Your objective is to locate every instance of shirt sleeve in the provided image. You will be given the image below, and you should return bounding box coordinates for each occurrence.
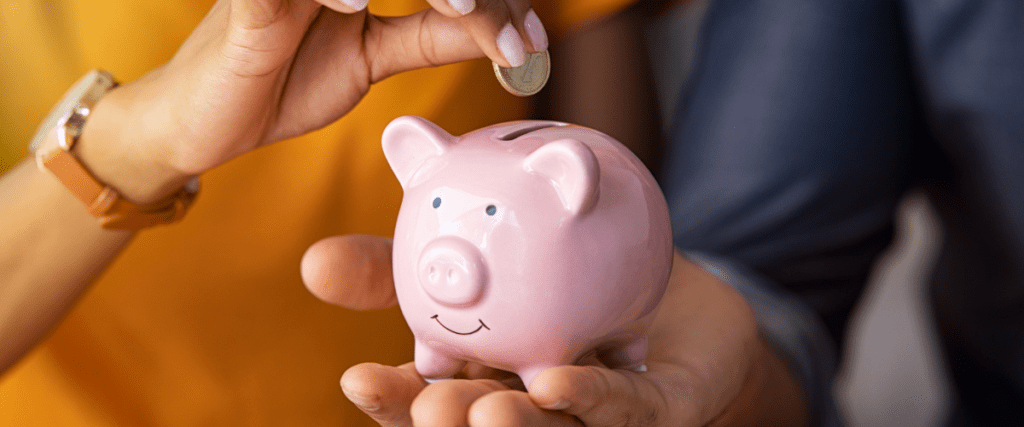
[661,0,921,424]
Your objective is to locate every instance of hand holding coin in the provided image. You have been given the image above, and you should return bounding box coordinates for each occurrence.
[421,0,550,95]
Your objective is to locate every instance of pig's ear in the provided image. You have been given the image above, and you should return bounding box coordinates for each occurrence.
[382,116,455,189]
[523,139,600,215]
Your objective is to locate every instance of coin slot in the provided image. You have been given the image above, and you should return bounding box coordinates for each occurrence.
[496,124,562,141]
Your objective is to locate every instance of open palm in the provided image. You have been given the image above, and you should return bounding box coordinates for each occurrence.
[302,236,809,426]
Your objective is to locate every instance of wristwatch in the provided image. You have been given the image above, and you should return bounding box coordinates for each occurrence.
[29,70,199,231]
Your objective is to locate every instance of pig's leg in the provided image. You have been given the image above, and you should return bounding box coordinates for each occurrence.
[414,340,466,382]
[600,336,648,372]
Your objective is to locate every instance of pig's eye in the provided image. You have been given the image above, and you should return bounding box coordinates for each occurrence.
[432,197,442,209]
[486,205,497,216]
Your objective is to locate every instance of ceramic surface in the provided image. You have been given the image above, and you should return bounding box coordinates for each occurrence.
[383,116,673,390]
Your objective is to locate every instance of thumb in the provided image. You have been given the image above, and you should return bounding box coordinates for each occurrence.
[364,9,486,83]
[222,0,322,77]
[301,234,397,310]
[230,0,321,29]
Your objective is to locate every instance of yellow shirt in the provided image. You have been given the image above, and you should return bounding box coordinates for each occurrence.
[0,1,630,424]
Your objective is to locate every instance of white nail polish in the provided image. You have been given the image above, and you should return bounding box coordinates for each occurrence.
[523,9,548,52]
[340,0,369,11]
[497,23,526,68]
[448,0,475,15]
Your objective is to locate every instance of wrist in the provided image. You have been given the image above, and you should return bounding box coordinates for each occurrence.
[707,340,810,427]
[73,82,193,205]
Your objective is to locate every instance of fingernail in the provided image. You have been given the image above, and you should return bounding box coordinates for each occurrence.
[448,0,475,15]
[497,23,526,67]
[523,10,548,52]
[342,388,380,411]
[340,0,369,11]
[540,400,570,410]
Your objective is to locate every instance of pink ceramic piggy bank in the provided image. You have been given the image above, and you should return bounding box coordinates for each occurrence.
[382,116,673,389]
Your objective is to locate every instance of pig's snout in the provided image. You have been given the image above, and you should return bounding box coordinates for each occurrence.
[418,236,488,308]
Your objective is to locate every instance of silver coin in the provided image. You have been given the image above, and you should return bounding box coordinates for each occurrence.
[493,51,550,97]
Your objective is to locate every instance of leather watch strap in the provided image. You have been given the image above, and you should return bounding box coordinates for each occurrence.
[41,145,107,208]
[42,147,198,231]
[32,70,199,231]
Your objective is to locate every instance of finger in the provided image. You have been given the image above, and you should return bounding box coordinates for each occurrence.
[468,390,581,427]
[411,379,509,427]
[316,0,368,13]
[300,234,397,310]
[230,0,320,29]
[224,0,323,77]
[527,365,700,427]
[424,0,478,16]
[425,0,548,67]
[467,0,527,67]
[521,8,548,52]
[362,9,481,83]
[342,362,426,427]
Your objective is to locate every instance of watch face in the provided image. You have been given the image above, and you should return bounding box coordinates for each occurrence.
[29,70,116,152]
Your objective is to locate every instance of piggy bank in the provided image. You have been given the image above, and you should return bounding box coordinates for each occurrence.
[382,116,673,389]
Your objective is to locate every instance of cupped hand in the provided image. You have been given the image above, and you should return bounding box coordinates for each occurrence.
[88,0,543,202]
[302,239,808,427]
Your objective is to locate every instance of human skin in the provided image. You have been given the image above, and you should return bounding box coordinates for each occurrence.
[300,4,813,425]
[0,0,545,374]
[304,242,811,426]
[382,117,674,388]
[0,0,814,423]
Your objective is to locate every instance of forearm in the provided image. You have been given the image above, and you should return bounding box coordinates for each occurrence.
[648,252,810,426]
[0,158,131,373]
[0,88,183,374]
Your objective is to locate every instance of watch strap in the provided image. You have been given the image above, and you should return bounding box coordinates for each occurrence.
[41,142,198,231]
[33,70,199,231]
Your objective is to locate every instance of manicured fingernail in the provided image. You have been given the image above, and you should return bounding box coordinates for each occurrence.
[497,23,526,67]
[540,400,570,410]
[342,388,380,411]
[340,0,369,11]
[523,9,548,52]
[448,0,475,15]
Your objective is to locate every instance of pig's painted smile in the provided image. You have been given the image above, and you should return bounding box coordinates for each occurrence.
[431,315,490,335]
